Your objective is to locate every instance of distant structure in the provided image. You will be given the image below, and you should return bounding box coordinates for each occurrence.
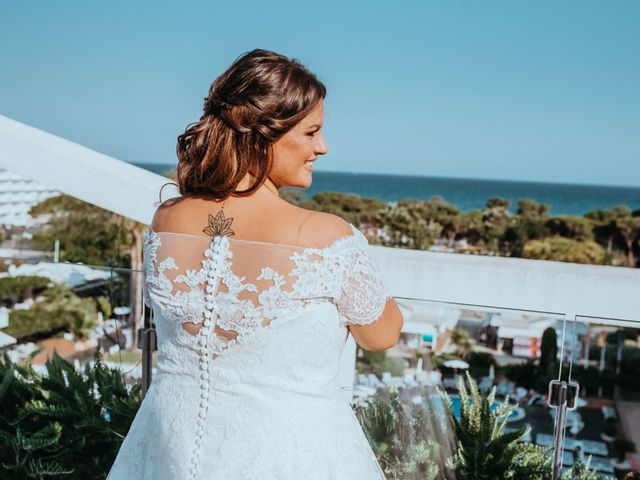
[0,168,58,228]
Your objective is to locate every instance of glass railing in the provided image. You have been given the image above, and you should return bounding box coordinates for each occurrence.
[0,256,154,387]
[2,253,639,479]
[350,297,639,479]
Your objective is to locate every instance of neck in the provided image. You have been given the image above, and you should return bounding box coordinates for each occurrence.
[236,172,280,198]
[262,176,280,196]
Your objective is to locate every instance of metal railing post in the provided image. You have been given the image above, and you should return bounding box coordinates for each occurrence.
[136,305,157,399]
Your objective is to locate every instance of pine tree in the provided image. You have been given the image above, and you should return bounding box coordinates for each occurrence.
[540,327,559,378]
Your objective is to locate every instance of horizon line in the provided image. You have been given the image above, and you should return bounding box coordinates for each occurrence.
[130,161,640,191]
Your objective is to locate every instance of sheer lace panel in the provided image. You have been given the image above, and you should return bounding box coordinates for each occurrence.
[142,223,392,352]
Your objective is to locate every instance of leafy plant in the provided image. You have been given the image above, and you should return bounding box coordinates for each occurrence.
[443,372,529,479]
[353,387,455,479]
[0,347,140,479]
[558,454,606,480]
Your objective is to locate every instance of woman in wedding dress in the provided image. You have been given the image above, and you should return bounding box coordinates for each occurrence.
[107,49,404,480]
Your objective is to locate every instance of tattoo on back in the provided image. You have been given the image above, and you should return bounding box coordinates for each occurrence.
[202,210,235,238]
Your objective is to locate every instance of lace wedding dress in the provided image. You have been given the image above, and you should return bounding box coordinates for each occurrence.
[106,219,392,479]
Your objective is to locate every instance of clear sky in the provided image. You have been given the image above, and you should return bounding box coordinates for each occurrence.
[1,0,638,187]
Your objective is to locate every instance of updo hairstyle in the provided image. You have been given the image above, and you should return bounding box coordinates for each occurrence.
[176,49,326,199]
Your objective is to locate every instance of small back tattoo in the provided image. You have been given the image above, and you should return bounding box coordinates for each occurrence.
[202,210,235,237]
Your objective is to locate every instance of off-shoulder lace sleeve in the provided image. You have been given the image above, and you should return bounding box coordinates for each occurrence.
[334,227,393,326]
[141,267,152,308]
[141,228,155,308]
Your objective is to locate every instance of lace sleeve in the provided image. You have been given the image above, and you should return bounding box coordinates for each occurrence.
[141,228,155,309]
[141,267,152,308]
[334,229,392,326]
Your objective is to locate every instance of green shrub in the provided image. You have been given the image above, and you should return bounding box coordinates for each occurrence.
[5,283,100,339]
[353,388,454,479]
[466,352,496,369]
[0,347,140,479]
[0,276,51,303]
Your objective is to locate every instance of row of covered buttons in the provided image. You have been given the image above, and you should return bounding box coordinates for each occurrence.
[187,235,225,480]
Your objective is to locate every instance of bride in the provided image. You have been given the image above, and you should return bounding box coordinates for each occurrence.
[107,48,404,480]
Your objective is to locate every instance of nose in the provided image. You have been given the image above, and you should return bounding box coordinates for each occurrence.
[315,133,328,156]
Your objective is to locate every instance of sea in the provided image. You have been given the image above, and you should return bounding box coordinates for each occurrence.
[133,163,640,217]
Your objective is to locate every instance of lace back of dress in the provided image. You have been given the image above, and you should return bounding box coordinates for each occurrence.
[143,230,332,353]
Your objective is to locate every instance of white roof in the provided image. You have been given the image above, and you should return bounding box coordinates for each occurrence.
[0,331,17,348]
[5,262,111,288]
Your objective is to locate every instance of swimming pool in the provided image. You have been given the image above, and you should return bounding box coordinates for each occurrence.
[425,394,525,422]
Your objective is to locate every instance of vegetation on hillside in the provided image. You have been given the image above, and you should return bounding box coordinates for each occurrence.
[282,190,640,268]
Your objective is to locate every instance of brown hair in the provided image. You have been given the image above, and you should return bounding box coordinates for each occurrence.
[176,49,326,199]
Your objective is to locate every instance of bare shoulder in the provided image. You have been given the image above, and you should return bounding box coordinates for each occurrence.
[295,209,354,248]
[149,197,195,231]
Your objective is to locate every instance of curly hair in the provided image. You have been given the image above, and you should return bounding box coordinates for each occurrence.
[176,49,326,199]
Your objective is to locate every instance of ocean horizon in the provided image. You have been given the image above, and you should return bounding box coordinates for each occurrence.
[133,162,640,217]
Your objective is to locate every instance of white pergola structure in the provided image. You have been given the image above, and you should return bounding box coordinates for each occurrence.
[1,113,639,400]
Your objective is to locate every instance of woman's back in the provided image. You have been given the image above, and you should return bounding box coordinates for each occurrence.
[107,48,403,479]
[107,193,392,479]
[150,193,344,250]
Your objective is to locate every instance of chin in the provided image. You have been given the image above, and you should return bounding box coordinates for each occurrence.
[291,173,313,189]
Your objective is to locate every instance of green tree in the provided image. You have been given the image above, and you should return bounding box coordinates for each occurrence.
[545,216,594,241]
[30,194,146,349]
[450,328,475,359]
[0,276,51,304]
[30,194,143,268]
[584,209,618,254]
[523,237,605,264]
[612,213,640,267]
[377,200,443,250]
[481,197,513,254]
[301,191,386,227]
[539,327,558,378]
[5,282,101,340]
[502,199,550,257]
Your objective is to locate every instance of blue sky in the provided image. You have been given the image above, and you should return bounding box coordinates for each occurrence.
[1,0,638,187]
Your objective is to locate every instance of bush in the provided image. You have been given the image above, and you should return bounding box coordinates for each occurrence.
[500,361,538,391]
[0,275,51,303]
[361,350,407,378]
[467,352,496,369]
[353,388,454,479]
[4,283,100,340]
[0,348,141,479]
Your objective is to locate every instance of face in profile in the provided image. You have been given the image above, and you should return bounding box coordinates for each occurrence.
[269,100,328,189]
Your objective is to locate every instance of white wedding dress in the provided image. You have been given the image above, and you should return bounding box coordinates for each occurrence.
[106,221,392,480]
